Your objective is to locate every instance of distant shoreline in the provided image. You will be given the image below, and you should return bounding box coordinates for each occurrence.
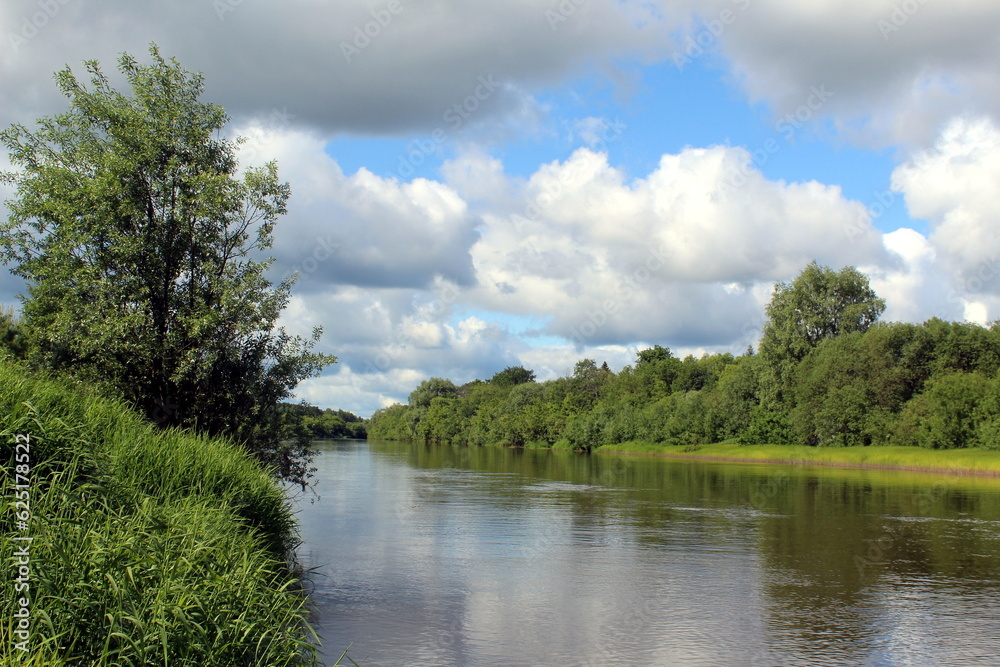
[592,442,1000,478]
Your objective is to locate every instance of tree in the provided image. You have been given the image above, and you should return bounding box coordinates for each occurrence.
[745,263,883,444]
[0,306,27,359]
[566,358,612,410]
[489,365,536,387]
[760,262,885,366]
[632,345,681,399]
[0,46,333,484]
[408,377,458,407]
[895,372,990,449]
[636,345,672,366]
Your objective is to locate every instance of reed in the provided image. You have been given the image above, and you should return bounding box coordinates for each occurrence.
[0,358,325,665]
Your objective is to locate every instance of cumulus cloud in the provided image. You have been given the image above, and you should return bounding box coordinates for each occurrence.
[677,0,1000,146]
[284,142,904,413]
[891,116,1000,296]
[5,0,995,417]
[0,0,680,136]
[239,128,480,291]
[865,228,962,325]
[283,284,529,415]
[469,146,889,346]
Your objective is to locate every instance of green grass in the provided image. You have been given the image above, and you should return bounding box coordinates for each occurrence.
[0,358,324,665]
[594,441,1000,476]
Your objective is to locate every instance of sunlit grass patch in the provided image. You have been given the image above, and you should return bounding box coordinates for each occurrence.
[594,440,1000,476]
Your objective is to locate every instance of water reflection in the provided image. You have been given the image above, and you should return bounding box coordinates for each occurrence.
[293,441,1000,666]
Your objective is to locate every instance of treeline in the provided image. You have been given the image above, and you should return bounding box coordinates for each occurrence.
[278,402,368,440]
[370,263,1000,451]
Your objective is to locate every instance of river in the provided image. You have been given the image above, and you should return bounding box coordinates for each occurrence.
[292,440,1000,666]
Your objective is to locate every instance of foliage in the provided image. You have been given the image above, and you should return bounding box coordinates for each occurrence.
[758,262,885,404]
[0,306,27,359]
[894,372,991,449]
[0,46,333,485]
[0,357,320,664]
[369,262,1000,455]
[278,402,367,441]
[408,377,459,407]
[760,262,886,363]
[489,365,536,387]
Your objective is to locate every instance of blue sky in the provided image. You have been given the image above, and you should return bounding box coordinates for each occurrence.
[1,1,999,416]
[328,58,909,235]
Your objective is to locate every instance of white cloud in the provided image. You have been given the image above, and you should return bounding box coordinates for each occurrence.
[891,116,1000,294]
[866,228,962,325]
[679,0,1000,146]
[0,0,680,137]
[469,146,889,346]
[5,1,997,417]
[240,128,480,290]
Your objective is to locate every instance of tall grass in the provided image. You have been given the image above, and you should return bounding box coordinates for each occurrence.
[0,358,322,665]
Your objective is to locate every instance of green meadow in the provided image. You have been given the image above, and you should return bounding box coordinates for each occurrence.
[594,441,1000,476]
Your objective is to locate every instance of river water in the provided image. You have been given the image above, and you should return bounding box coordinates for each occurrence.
[292,440,1000,666]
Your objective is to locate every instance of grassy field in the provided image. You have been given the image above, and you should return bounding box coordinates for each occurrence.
[0,358,323,666]
[595,441,1000,476]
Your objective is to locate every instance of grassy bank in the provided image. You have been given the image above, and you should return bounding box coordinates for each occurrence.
[0,358,320,666]
[594,441,1000,476]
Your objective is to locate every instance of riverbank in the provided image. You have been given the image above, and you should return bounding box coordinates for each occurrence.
[594,441,1000,477]
[0,358,320,665]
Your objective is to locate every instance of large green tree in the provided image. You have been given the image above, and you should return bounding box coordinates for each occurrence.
[743,262,885,444]
[760,262,886,367]
[0,46,333,484]
[489,365,536,387]
[408,377,459,407]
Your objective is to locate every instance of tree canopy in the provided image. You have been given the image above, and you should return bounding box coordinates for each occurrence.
[408,377,459,407]
[760,261,885,364]
[489,365,536,387]
[0,46,334,483]
[370,262,1000,453]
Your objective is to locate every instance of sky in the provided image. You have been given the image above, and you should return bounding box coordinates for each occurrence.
[2,0,1000,417]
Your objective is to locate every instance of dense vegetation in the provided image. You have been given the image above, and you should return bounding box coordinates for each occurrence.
[0,46,333,485]
[0,357,319,665]
[0,48,347,663]
[278,402,367,440]
[370,263,1000,452]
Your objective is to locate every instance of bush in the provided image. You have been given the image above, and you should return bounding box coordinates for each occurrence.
[894,371,990,449]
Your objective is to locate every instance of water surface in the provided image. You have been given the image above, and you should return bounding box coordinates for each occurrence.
[293,440,1000,666]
